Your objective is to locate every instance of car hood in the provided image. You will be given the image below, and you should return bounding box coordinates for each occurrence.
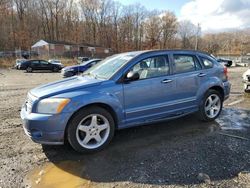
[30,76,103,98]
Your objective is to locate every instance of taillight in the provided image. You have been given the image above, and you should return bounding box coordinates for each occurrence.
[223,67,228,80]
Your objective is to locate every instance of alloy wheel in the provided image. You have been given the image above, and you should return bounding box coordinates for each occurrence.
[204,94,221,118]
[76,114,110,149]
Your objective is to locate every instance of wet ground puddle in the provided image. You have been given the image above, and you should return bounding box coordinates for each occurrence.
[216,108,250,130]
[24,161,92,188]
[23,108,250,188]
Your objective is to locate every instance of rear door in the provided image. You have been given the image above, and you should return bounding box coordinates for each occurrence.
[169,53,204,110]
[39,60,51,70]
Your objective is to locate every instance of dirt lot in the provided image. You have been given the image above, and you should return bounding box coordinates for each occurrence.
[0,67,250,188]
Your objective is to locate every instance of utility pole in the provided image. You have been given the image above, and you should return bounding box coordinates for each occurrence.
[195,23,201,50]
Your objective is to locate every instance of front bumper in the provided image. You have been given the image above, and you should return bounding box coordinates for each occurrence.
[61,70,75,78]
[20,107,71,145]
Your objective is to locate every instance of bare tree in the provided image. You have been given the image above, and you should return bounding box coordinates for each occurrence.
[160,11,178,49]
[144,11,162,49]
[0,0,250,55]
[178,20,197,49]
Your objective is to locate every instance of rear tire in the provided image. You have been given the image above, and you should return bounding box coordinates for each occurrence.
[198,89,223,122]
[53,66,59,72]
[67,106,115,153]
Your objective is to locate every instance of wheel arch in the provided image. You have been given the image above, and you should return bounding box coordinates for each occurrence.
[64,102,119,143]
[208,85,224,100]
[197,82,225,108]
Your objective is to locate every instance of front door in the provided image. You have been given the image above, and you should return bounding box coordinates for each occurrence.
[31,60,40,70]
[123,55,176,124]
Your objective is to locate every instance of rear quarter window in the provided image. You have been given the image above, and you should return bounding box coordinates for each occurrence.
[200,57,214,69]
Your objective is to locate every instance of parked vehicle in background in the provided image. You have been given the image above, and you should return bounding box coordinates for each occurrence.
[242,68,250,92]
[77,57,90,63]
[19,60,62,72]
[21,50,231,153]
[48,59,64,68]
[15,59,27,69]
[217,58,233,67]
[61,59,101,78]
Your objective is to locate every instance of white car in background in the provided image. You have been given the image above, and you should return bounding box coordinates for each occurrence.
[15,59,27,69]
[48,59,64,68]
[242,69,250,92]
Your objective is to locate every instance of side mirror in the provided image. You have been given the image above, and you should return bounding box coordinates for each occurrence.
[126,71,139,82]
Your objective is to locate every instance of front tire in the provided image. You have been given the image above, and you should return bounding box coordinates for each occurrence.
[64,71,75,78]
[26,67,32,73]
[67,106,115,153]
[198,89,223,122]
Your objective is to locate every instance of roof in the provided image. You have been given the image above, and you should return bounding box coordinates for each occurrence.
[78,43,103,48]
[31,39,105,48]
[45,40,75,45]
[32,40,75,48]
[115,49,212,60]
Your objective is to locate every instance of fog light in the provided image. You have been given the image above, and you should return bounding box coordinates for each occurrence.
[31,130,42,138]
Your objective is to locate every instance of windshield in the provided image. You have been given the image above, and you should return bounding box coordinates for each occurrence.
[49,60,60,63]
[83,54,135,80]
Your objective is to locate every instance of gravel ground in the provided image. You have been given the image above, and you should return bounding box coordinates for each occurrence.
[0,67,250,188]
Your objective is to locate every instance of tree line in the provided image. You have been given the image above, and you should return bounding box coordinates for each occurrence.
[0,0,249,55]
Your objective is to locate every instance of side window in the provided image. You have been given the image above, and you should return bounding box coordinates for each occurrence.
[90,61,98,66]
[131,56,169,80]
[31,61,39,66]
[173,55,201,74]
[200,57,214,69]
[40,61,49,67]
[40,61,48,65]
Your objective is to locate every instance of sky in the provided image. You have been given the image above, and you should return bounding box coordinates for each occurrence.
[116,0,250,32]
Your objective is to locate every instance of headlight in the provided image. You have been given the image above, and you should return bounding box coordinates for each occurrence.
[36,98,70,114]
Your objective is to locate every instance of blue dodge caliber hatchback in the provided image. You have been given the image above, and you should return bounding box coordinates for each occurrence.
[21,50,231,152]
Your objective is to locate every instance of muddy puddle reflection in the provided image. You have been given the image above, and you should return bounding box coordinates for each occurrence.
[24,108,250,187]
[24,161,91,188]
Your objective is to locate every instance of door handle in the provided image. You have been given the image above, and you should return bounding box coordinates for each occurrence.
[198,73,206,77]
[161,79,173,83]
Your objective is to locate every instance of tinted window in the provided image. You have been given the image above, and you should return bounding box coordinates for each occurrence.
[173,55,201,74]
[90,61,99,66]
[131,56,169,80]
[201,57,214,69]
[40,61,48,65]
[31,61,39,66]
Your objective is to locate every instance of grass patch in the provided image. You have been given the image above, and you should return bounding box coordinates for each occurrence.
[0,58,15,68]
